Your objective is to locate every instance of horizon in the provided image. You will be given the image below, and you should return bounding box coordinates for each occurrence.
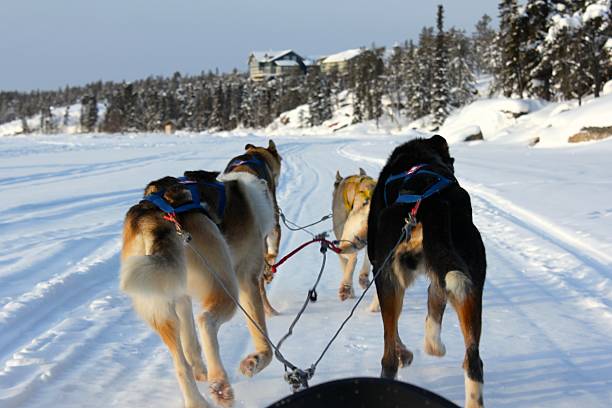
[0,0,498,92]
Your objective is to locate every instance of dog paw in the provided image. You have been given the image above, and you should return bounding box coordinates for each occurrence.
[358,273,370,289]
[338,284,355,301]
[192,365,208,382]
[424,338,446,357]
[240,351,272,377]
[396,345,414,368]
[184,394,209,408]
[209,380,234,408]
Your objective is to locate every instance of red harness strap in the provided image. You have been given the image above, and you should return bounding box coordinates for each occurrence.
[270,237,341,274]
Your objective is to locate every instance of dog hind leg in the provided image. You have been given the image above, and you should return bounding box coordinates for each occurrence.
[452,290,484,408]
[338,253,357,301]
[175,295,208,382]
[196,298,236,408]
[377,276,407,379]
[139,300,209,408]
[358,249,371,289]
[424,283,447,357]
[238,272,273,377]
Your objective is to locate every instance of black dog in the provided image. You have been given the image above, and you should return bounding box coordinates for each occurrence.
[367,135,486,408]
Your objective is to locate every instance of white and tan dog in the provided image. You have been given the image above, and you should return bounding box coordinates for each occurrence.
[332,168,379,311]
[223,140,282,317]
[120,170,275,408]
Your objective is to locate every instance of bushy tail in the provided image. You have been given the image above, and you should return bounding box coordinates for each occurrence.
[219,171,275,237]
[120,221,186,299]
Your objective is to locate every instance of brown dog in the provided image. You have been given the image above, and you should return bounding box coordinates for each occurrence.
[332,168,379,311]
[120,169,275,408]
[223,140,282,316]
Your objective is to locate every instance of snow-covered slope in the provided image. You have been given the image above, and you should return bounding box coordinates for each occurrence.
[0,103,105,137]
[0,131,611,407]
[440,93,612,147]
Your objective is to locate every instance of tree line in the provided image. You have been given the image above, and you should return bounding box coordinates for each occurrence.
[0,1,609,134]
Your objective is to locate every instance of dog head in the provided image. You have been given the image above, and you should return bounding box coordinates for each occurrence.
[183,170,225,223]
[333,170,377,214]
[387,135,455,176]
[244,139,282,186]
[428,135,455,173]
[143,176,193,208]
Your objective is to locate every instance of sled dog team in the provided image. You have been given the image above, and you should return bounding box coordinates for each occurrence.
[119,136,486,408]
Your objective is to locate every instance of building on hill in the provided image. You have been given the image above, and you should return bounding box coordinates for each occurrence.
[320,48,364,75]
[248,50,309,81]
[163,119,176,134]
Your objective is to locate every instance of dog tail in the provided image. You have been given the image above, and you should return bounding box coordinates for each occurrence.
[119,211,186,300]
[219,171,275,237]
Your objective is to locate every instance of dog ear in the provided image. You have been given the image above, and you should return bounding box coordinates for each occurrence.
[335,170,343,183]
[429,134,449,154]
[245,143,255,150]
[359,167,367,176]
[268,139,277,153]
[430,135,455,171]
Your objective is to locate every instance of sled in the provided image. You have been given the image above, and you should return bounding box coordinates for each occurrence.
[266,377,460,408]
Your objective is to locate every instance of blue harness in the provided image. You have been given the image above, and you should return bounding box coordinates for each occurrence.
[143,177,226,221]
[225,155,271,183]
[384,164,455,207]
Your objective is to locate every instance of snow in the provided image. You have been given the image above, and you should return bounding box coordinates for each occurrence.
[321,48,363,64]
[582,1,610,23]
[0,103,105,137]
[603,79,612,96]
[546,13,582,42]
[439,94,612,147]
[0,120,611,407]
[250,50,294,63]
[273,60,299,67]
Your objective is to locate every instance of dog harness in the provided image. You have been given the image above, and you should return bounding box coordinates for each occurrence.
[225,153,273,184]
[143,177,226,223]
[384,164,455,208]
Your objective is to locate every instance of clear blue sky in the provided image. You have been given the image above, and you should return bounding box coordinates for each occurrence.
[0,0,498,91]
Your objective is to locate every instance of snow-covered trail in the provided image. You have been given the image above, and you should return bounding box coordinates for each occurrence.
[0,134,610,407]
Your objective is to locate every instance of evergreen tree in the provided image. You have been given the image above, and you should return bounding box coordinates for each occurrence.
[545,1,588,101]
[525,0,553,100]
[102,89,125,133]
[307,69,332,127]
[472,14,497,74]
[495,0,528,97]
[579,0,611,98]
[404,40,422,120]
[63,105,70,129]
[40,105,55,134]
[208,82,224,130]
[386,44,406,126]
[431,5,450,128]
[239,81,255,128]
[447,28,477,107]
[414,27,436,118]
[122,83,138,131]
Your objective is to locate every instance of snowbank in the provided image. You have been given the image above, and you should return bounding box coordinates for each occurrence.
[440,94,612,147]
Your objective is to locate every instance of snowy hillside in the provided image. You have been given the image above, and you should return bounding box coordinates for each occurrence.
[0,122,611,407]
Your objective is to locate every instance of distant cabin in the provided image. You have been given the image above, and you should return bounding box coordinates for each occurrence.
[320,48,364,75]
[163,120,176,134]
[248,50,309,81]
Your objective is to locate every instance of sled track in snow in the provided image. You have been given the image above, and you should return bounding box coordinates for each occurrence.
[1,136,610,408]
